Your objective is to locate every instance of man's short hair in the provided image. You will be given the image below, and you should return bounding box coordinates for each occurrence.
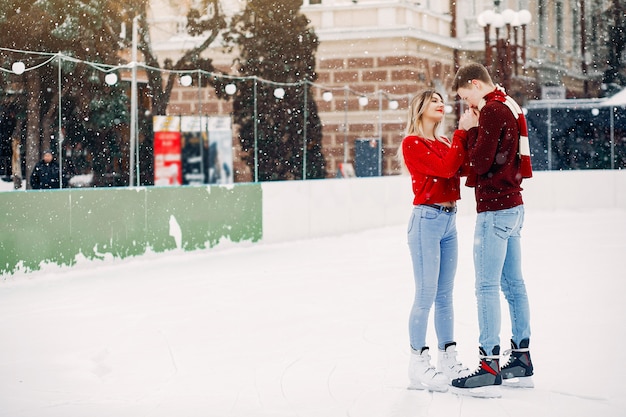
[452,62,493,91]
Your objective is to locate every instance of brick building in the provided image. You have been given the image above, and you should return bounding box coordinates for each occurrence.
[147,0,606,181]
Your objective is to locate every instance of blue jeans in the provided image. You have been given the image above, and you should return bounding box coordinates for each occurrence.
[474,205,531,354]
[407,205,458,351]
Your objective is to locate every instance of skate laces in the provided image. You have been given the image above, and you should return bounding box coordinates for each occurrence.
[502,347,530,367]
[444,351,468,373]
[465,359,486,378]
[414,349,438,374]
[503,347,530,356]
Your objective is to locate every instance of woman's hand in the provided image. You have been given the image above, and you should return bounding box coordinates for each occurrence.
[458,107,479,131]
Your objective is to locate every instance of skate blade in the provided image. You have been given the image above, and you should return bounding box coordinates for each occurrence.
[502,376,534,388]
[450,385,502,398]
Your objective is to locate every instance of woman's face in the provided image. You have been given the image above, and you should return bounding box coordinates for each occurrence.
[422,93,445,122]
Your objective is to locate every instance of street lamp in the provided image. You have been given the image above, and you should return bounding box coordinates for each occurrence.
[477,6,531,93]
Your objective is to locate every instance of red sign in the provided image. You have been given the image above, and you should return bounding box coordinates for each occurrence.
[153,116,182,185]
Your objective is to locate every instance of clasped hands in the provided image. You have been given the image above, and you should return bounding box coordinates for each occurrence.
[458,107,480,131]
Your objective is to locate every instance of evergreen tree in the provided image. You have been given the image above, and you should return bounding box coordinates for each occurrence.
[0,1,226,187]
[590,0,626,95]
[602,0,626,89]
[225,0,326,181]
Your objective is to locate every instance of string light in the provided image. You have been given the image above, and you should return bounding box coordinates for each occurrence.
[180,74,193,87]
[0,46,410,105]
[105,73,118,85]
[11,62,25,75]
[273,87,285,99]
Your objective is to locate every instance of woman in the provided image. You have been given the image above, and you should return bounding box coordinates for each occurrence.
[401,90,469,392]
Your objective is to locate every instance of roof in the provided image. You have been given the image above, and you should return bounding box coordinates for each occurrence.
[525,88,626,110]
[603,88,626,107]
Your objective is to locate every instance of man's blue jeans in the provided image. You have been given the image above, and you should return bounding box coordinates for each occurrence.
[407,205,458,351]
[474,205,531,354]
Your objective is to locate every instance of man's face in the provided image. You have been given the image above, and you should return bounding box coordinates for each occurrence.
[43,153,53,163]
[456,84,482,108]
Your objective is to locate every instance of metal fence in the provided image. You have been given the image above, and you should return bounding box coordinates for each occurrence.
[525,99,626,171]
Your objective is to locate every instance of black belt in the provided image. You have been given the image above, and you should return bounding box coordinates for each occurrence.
[421,204,457,213]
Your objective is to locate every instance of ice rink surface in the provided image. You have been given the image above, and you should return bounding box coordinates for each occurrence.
[1,208,625,417]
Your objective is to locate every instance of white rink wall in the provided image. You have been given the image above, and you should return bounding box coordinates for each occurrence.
[261,170,626,243]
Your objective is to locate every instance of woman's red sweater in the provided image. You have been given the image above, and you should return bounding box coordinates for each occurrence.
[402,132,467,206]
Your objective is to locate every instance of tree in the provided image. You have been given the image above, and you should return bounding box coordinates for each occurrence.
[590,0,626,95]
[0,0,227,188]
[603,0,626,88]
[0,0,130,187]
[133,0,227,116]
[120,0,226,185]
[225,0,326,181]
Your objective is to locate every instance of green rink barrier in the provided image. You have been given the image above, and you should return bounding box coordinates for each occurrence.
[0,184,263,275]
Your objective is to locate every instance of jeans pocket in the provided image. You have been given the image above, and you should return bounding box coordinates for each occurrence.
[493,210,518,239]
[407,212,417,234]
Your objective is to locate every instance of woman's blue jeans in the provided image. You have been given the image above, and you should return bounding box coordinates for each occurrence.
[474,205,531,354]
[407,205,458,351]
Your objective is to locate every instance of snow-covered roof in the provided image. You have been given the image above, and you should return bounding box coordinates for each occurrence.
[603,88,626,107]
[525,88,626,109]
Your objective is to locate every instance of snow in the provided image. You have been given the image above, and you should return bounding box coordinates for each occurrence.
[604,88,626,107]
[0,178,23,191]
[1,207,625,416]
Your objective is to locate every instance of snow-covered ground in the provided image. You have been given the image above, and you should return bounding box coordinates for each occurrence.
[1,207,624,417]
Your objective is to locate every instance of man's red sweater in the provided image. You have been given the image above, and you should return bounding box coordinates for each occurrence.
[459,97,527,213]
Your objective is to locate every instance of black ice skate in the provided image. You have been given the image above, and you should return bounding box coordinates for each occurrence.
[450,346,501,398]
[501,338,534,388]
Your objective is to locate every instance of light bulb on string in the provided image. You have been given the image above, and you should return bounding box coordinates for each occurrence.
[105,73,118,85]
[12,62,25,75]
[225,83,237,95]
[274,87,285,99]
[180,74,193,87]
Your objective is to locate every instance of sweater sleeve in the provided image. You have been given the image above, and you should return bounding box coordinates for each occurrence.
[402,135,466,179]
[469,104,507,175]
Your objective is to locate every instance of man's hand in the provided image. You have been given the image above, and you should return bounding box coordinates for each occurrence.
[458,107,479,131]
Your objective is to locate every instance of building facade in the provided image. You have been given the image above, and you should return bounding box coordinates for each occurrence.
[149,0,609,180]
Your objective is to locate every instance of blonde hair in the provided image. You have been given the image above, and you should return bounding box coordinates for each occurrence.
[404,90,444,139]
[397,90,447,172]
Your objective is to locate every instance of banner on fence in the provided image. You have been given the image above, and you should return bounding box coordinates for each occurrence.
[181,116,209,185]
[208,116,234,184]
[154,116,233,186]
[153,116,182,186]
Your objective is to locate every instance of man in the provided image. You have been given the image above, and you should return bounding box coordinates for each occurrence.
[30,149,60,190]
[450,63,534,398]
